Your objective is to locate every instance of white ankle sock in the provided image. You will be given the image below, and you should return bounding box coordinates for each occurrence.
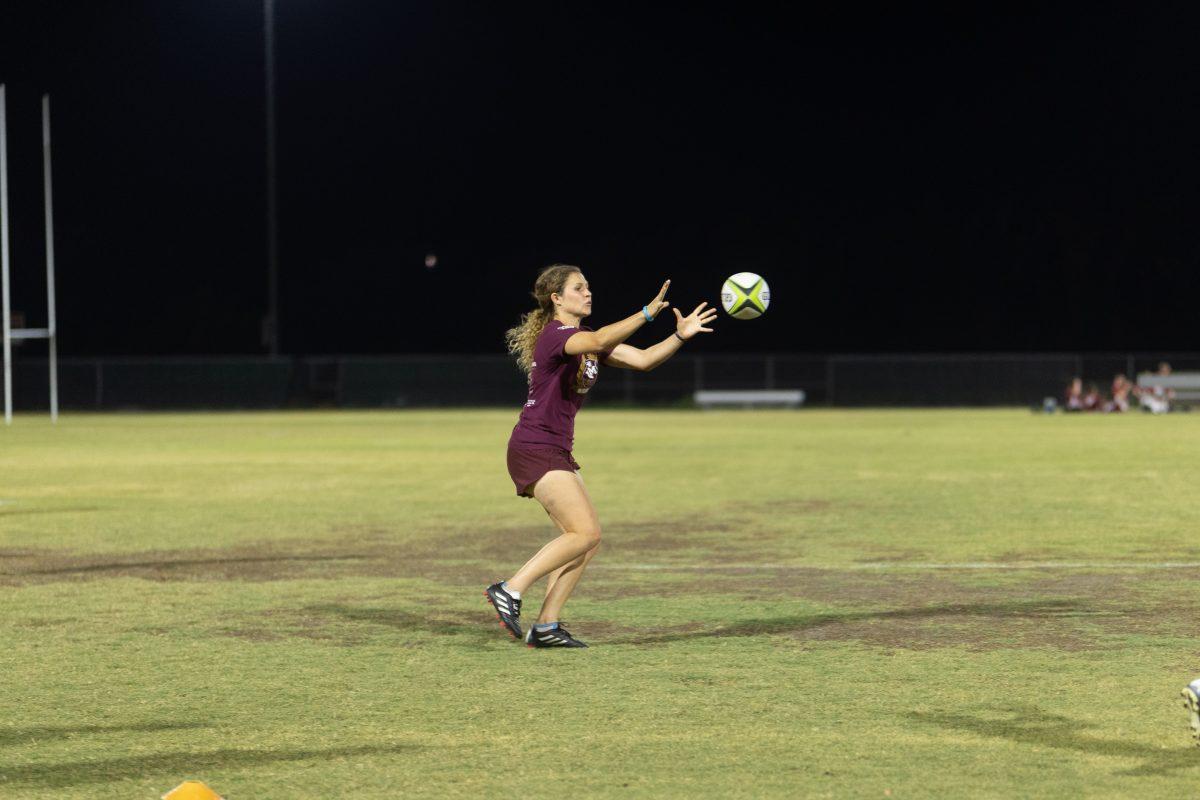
[501,581,521,600]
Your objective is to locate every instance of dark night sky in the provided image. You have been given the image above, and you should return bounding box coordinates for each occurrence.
[1,2,1196,356]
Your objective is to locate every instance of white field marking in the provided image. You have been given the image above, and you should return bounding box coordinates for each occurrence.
[590,561,1200,572]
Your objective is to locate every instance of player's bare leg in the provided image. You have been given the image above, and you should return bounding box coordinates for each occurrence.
[485,470,598,645]
[539,479,600,622]
[540,544,599,623]
[505,470,601,594]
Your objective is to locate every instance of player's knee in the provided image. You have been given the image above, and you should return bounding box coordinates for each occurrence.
[579,524,602,549]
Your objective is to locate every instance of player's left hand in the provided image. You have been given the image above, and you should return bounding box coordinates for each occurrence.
[673,302,718,340]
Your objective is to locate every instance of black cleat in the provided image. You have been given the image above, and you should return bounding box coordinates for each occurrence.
[525,623,588,648]
[484,582,522,640]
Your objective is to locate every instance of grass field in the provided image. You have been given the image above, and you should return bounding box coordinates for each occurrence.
[3,408,1200,798]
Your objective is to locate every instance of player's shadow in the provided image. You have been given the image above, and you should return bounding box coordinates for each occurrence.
[307,604,499,644]
[615,599,1106,645]
[0,743,418,789]
[0,721,209,748]
[909,705,1200,777]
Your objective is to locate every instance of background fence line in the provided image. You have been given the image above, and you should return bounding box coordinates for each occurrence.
[6,352,1198,411]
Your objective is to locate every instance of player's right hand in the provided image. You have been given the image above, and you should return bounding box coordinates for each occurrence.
[645,280,671,320]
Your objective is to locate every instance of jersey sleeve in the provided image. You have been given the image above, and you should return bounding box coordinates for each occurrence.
[539,323,581,365]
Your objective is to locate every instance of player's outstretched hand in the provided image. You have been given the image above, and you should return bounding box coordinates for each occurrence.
[674,302,718,340]
[645,280,671,319]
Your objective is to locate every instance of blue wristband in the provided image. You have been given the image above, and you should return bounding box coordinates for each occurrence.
[642,305,653,321]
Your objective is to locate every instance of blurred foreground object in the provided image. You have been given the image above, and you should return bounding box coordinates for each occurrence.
[162,780,224,800]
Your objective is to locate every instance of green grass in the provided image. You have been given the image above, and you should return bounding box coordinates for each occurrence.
[2,409,1200,798]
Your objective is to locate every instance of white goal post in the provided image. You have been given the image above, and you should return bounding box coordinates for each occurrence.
[1,84,59,425]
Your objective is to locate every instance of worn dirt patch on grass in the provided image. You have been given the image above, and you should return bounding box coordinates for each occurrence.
[609,598,1110,651]
[761,499,836,514]
[0,506,104,517]
[469,517,747,558]
[0,529,489,587]
[4,532,1196,653]
[218,604,514,647]
[14,616,78,628]
[217,604,648,648]
[592,565,1193,652]
[606,519,737,536]
[0,513,759,587]
[0,546,389,586]
[843,541,936,563]
[709,567,1149,609]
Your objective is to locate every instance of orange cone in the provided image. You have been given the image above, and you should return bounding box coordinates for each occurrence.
[162,780,224,800]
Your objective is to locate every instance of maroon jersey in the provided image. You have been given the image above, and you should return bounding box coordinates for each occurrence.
[509,319,609,451]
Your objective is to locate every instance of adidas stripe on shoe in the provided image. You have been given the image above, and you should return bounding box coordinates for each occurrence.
[525,623,588,648]
[484,582,523,641]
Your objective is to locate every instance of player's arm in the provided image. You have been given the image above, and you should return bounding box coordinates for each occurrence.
[604,302,719,371]
[564,280,671,355]
[602,343,653,371]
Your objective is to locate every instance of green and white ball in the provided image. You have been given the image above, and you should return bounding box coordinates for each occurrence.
[721,272,770,319]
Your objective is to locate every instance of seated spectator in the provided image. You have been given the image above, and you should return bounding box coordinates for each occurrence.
[1140,361,1175,414]
[1106,373,1132,413]
[1082,382,1103,411]
[1064,377,1084,411]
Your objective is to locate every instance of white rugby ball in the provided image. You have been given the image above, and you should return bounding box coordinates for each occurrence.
[721,272,770,319]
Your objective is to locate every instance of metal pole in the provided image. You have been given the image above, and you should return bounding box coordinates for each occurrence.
[264,0,280,356]
[826,356,836,407]
[43,95,58,423]
[1,85,11,426]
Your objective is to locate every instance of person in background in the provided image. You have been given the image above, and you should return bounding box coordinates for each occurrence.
[1064,377,1084,412]
[1082,382,1103,411]
[1107,374,1132,413]
[1140,362,1174,414]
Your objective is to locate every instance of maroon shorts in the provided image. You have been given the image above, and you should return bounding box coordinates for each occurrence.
[506,446,581,497]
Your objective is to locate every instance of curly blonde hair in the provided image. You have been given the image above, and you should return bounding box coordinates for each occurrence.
[505,264,582,374]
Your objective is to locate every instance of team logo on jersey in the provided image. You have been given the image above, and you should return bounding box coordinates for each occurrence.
[574,353,600,394]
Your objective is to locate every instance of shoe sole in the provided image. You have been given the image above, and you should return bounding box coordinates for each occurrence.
[484,590,521,641]
[1182,686,1200,745]
[525,631,588,649]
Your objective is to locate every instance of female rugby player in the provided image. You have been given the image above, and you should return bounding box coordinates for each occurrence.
[487,263,718,648]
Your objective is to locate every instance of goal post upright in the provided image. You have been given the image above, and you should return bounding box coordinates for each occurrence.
[1,83,12,426]
[1,85,61,426]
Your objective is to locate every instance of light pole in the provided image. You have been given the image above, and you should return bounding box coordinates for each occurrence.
[264,0,280,356]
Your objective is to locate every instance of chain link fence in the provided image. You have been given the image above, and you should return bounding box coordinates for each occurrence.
[8,352,1198,410]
